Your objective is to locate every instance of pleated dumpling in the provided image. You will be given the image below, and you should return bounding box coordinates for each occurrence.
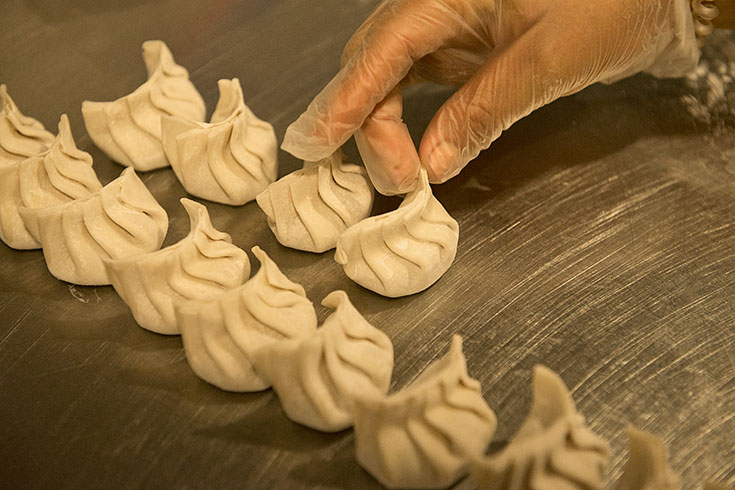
[161,78,277,205]
[471,365,610,490]
[0,84,55,167]
[335,169,458,298]
[0,114,101,249]
[105,198,250,335]
[256,150,374,253]
[82,40,205,171]
[175,246,317,392]
[616,427,680,490]
[353,335,497,489]
[19,167,168,285]
[252,290,393,432]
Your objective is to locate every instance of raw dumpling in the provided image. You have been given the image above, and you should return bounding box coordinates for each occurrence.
[256,150,373,253]
[252,290,393,432]
[335,168,458,297]
[471,365,610,490]
[105,198,250,335]
[353,335,497,489]
[82,40,205,171]
[0,114,101,249]
[175,246,317,392]
[0,84,55,167]
[19,167,168,285]
[161,78,277,205]
[616,426,680,490]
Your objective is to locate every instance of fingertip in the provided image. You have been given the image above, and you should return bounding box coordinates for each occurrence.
[422,139,460,184]
[355,124,420,196]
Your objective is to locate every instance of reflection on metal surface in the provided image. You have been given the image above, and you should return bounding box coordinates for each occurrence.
[0,2,733,489]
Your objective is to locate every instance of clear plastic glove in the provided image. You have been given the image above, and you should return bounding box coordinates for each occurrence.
[282,0,698,194]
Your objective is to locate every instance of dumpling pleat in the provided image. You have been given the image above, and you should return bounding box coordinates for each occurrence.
[256,151,373,253]
[104,98,163,168]
[299,340,345,426]
[127,88,164,139]
[177,246,317,392]
[0,85,54,164]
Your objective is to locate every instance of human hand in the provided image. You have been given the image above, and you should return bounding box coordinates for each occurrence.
[282,0,699,194]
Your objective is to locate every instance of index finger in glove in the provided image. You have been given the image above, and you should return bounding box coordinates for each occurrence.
[355,87,421,195]
[281,0,470,162]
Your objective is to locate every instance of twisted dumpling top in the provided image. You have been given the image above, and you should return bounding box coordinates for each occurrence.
[335,168,458,297]
[472,365,610,490]
[104,198,250,335]
[256,150,373,253]
[617,427,681,490]
[0,114,101,250]
[0,85,55,167]
[252,290,393,432]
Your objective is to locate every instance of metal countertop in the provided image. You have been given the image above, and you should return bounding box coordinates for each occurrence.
[1,1,733,488]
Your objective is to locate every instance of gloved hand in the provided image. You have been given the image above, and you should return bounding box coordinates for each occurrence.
[282,0,699,195]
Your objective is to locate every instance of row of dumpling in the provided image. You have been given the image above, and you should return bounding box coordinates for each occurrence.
[69,39,460,300]
[98,214,687,490]
[0,82,707,490]
[80,40,278,206]
[0,87,170,285]
[150,244,689,490]
[86,38,460,299]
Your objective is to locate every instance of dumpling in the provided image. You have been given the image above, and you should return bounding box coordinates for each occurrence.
[19,167,168,285]
[353,335,497,489]
[471,365,610,490]
[0,114,101,249]
[0,84,55,167]
[82,40,205,171]
[175,246,317,392]
[335,168,458,297]
[256,150,373,253]
[104,198,250,335]
[252,290,393,432]
[616,426,680,490]
[161,78,277,205]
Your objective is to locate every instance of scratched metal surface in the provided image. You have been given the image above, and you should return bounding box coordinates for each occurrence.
[1,1,734,489]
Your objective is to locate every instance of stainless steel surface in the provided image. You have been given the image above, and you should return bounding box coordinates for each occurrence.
[1,1,733,488]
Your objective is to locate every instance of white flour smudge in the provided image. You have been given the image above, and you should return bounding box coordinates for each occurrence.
[68,285,89,304]
[681,33,735,127]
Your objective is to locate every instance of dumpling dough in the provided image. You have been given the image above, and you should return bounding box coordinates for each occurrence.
[175,246,317,392]
[161,78,277,205]
[335,168,458,297]
[256,150,373,253]
[471,365,610,490]
[252,290,393,432]
[105,198,250,335]
[19,167,168,285]
[617,426,680,490]
[0,84,54,167]
[353,335,497,489]
[82,40,205,171]
[0,114,101,249]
